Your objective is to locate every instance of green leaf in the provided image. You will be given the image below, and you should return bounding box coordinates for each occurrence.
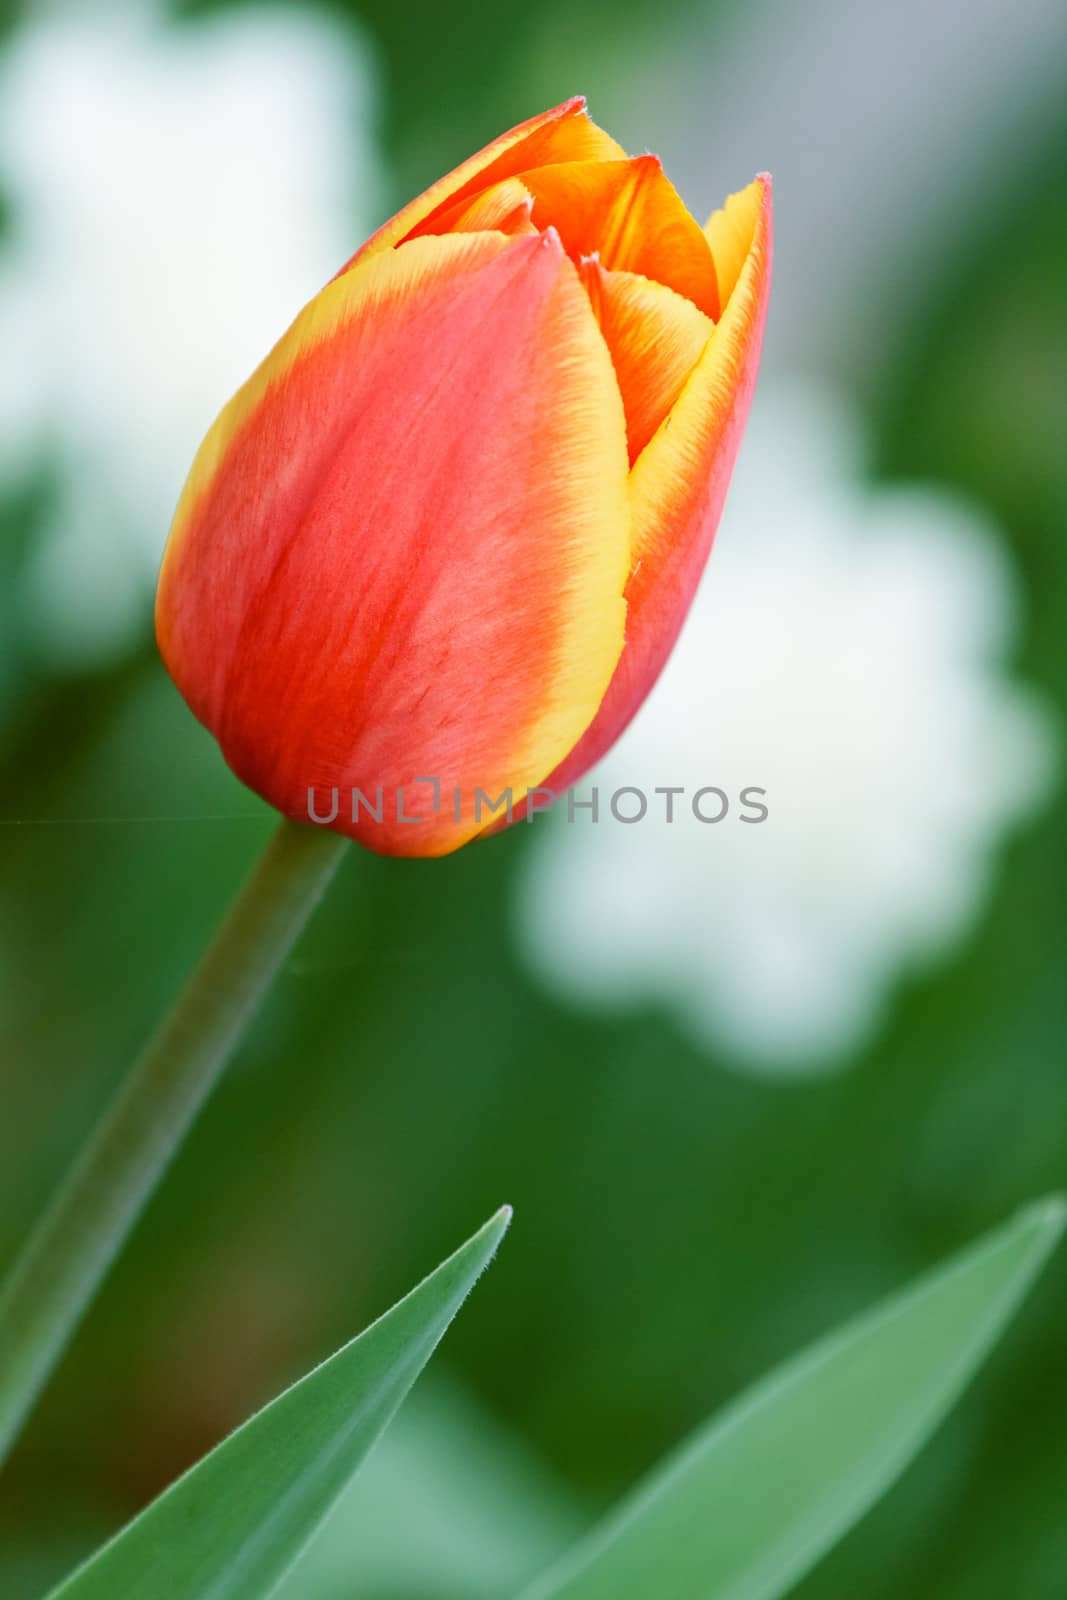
[46,1206,512,1600]
[518,1197,1065,1600]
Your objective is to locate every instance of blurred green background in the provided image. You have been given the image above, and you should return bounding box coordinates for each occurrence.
[1,0,1065,1596]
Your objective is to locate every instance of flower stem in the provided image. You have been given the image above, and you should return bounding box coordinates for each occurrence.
[0,817,347,1464]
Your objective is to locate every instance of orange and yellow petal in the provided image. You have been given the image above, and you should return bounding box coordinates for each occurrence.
[540,174,772,796]
[514,157,719,319]
[580,260,713,462]
[339,97,625,273]
[158,229,631,856]
[428,177,538,237]
[705,182,764,306]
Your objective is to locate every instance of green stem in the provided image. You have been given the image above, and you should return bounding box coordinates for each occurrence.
[0,817,347,1465]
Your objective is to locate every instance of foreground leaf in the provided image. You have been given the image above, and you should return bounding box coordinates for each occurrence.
[518,1198,1064,1600]
[47,1206,512,1600]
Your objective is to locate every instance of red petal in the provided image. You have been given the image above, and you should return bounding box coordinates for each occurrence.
[158,230,631,856]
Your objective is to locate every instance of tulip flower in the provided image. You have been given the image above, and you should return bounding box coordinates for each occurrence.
[157,97,772,856]
[2,103,771,1450]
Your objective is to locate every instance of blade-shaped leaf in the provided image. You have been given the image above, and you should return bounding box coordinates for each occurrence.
[47,1206,512,1600]
[518,1197,1064,1600]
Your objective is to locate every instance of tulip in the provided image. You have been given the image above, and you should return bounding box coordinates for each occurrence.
[157,97,772,856]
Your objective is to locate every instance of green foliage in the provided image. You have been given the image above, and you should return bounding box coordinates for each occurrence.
[37,1203,1064,1600]
[518,1202,1065,1600]
[44,1209,511,1600]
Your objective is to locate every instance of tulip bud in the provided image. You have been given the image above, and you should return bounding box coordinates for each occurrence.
[156,97,772,856]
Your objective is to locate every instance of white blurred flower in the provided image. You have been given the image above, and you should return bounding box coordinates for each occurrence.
[516,381,1058,1072]
[0,0,380,663]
